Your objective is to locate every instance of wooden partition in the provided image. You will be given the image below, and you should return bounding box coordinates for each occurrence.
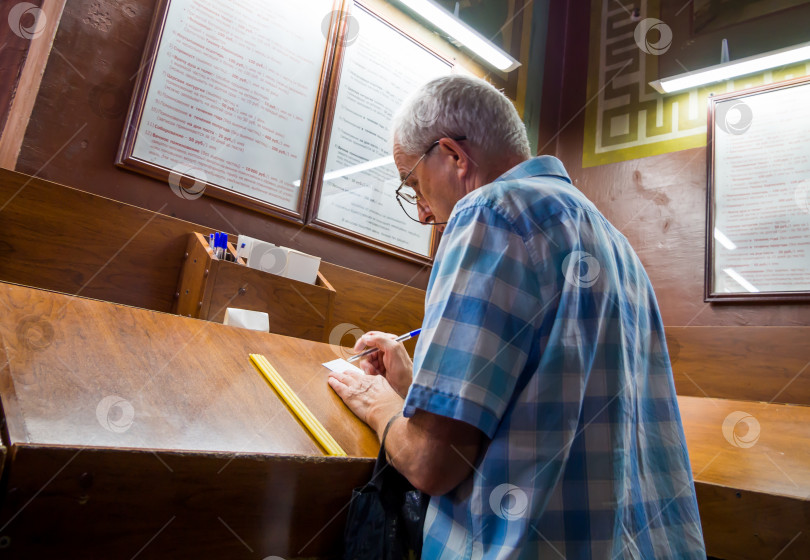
[0,281,377,558]
[0,168,213,313]
[0,168,424,343]
[320,261,427,354]
[5,165,807,404]
[668,327,810,406]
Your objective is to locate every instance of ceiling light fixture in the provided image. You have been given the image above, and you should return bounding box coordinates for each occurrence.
[395,0,520,72]
[650,41,810,94]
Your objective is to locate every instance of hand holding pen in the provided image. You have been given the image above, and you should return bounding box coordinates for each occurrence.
[349,329,420,399]
[347,328,421,362]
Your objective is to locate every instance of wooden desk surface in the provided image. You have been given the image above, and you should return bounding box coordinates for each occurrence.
[0,281,379,459]
[678,395,810,559]
[679,395,810,500]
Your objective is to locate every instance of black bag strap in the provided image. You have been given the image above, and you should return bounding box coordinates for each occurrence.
[380,411,402,457]
[363,410,404,490]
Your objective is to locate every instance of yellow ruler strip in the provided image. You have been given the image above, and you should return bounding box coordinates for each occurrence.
[249,353,347,457]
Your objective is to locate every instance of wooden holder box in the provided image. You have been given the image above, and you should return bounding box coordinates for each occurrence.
[173,233,335,342]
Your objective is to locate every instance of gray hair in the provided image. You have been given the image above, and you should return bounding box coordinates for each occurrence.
[391,74,531,159]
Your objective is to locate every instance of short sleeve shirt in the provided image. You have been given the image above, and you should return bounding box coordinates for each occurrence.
[403,156,705,559]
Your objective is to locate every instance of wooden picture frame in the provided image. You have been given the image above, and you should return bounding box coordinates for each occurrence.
[305,1,453,264]
[705,74,810,302]
[116,0,345,223]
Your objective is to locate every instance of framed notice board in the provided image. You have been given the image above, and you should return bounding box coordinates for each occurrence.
[706,75,810,302]
[305,2,453,263]
[118,0,482,262]
[117,0,342,222]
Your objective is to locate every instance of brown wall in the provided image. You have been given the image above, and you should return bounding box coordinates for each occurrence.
[0,2,39,133]
[8,0,432,290]
[538,1,810,411]
[539,0,810,329]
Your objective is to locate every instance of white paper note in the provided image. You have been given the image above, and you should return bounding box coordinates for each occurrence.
[321,358,364,375]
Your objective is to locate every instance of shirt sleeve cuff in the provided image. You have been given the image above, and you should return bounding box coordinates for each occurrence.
[403,384,499,438]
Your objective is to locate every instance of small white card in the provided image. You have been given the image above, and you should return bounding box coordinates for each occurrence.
[322,358,364,375]
[285,250,320,284]
[223,308,270,331]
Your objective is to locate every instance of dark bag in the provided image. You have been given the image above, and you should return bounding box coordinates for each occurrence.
[343,443,429,559]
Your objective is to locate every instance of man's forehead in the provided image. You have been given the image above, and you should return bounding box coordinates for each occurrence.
[392,146,420,178]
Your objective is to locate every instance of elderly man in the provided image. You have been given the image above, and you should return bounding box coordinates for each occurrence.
[327,75,705,559]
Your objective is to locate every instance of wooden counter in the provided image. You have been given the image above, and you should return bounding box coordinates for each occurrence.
[679,396,810,559]
[0,281,377,558]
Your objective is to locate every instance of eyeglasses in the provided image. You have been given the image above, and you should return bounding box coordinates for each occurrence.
[395,136,466,226]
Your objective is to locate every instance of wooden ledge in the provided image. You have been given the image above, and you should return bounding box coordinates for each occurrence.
[680,395,810,500]
[679,395,810,558]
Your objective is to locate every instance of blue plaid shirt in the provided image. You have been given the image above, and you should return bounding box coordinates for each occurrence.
[404,156,705,559]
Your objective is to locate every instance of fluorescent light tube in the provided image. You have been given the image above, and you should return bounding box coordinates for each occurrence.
[713,228,737,251]
[321,155,395,182]
[292,155,395,187]
[723,268,759,293]
[650,41,810,94]
[396,0,520,72]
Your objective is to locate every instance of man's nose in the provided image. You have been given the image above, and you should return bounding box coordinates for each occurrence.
[417,199,434,224]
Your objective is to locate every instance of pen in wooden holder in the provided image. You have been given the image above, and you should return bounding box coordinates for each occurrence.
[173,232,335,343]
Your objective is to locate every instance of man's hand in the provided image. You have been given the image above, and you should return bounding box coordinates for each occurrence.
[352,331,413,398]
[327,366,404,433]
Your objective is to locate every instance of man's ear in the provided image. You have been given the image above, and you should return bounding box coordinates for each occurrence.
[436,137,475,175]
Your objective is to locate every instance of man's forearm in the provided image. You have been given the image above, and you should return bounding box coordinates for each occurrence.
[370,406,482,496]
[375,411,433,491]
[326,365,483,495]
[367,402,443,491]
[368,400,405,440]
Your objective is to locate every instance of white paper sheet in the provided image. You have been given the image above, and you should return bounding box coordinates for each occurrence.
[322,358,364,375]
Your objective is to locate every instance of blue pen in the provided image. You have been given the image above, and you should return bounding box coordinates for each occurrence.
[220,232,228,260]
[347,329,421,363]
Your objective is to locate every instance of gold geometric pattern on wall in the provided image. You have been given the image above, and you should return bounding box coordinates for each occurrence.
[583,0,810,168]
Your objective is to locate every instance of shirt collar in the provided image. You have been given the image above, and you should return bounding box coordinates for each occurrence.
[494,156,572,185]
